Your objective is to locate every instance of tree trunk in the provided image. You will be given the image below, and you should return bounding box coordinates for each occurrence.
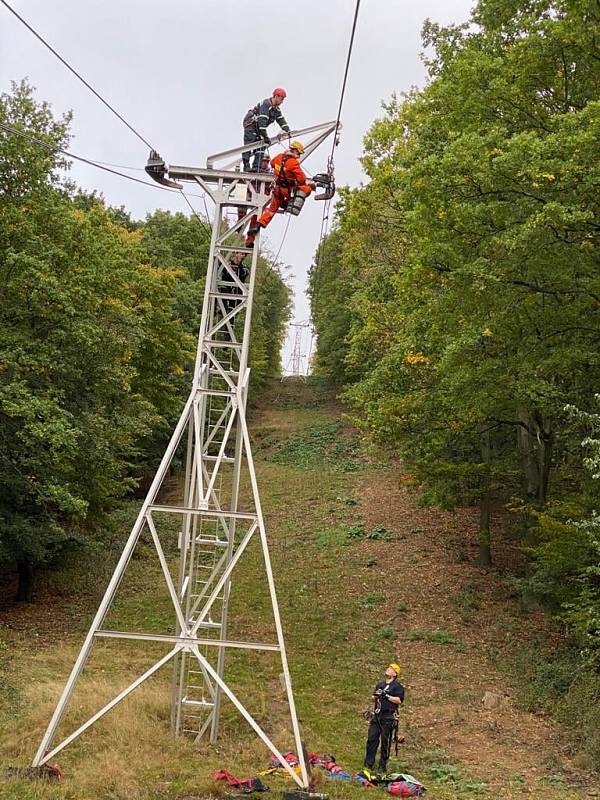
[516,408,554,544]
[478,429,492,568]
[16,558,35,602]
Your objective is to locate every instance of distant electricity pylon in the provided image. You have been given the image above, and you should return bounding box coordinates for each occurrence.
[33,121,338,789]
[284,320,312,377]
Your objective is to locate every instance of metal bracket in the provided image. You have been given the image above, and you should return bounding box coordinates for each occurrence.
[145,149,183,188]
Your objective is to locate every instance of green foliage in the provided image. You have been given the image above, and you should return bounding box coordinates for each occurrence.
[308,0,600,750]
[269,420,360,472]
[407,629,459,645]
[456,583,481,612]
[0,81,292,597]
[346,523,393,541]
[427,763,488,795]
[310,0,600,522]
[0,79,71,197]
[360,592,385,608]
[0,135,186,575]
[506,640,600,768]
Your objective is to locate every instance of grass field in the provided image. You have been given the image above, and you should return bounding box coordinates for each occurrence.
[0,378,596,800]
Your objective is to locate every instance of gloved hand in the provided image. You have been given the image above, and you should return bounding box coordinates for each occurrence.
[262,134,271,146]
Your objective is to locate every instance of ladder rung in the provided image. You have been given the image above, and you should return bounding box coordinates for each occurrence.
[209,292,247,301]
[187,618,223,628]
[217,245,254,253]
[181,698,214,708]
[193,537,229,546]
[209,368,240,378]
[204,339,242,350]
[194,387,235,398]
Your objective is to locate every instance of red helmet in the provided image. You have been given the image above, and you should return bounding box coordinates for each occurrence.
[272,87,287,98]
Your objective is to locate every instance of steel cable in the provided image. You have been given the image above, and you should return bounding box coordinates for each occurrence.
[0,120,205,199]
[0,0,156,151]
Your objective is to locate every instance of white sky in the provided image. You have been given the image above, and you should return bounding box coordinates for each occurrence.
[1,0,474,373]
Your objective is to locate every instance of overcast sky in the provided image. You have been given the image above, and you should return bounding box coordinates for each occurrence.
[1,0,474,373]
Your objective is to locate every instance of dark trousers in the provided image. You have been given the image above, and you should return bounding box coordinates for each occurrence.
[364,716,394,770]
[242,128,265,171]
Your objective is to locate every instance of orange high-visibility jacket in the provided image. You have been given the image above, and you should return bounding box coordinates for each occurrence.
[270,152,313,194]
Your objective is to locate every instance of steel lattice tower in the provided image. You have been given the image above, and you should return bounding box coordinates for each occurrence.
[32,122,338,789]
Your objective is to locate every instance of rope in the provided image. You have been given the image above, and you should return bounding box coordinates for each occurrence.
[309,0,361,368]
[0,0,156,151]
[273,215,291,264]
[318,0,362,233]
[179,189,212,237]
[329,0,361,162]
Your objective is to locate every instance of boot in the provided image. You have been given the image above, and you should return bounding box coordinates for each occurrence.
[245,222,260,248]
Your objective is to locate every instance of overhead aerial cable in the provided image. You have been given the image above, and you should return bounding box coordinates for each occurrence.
[0,0,155,151]
[0,121,206,206]
[178,189,213,238]
[314,0,361,262]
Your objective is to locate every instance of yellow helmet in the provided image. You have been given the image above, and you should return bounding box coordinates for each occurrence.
[290,140,305,155]
[389,663,401,676]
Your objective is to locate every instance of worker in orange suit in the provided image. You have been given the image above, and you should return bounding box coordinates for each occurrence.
[245,140,315,247]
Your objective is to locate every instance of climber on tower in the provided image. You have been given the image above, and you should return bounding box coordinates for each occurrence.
[242,88,291,172]
[245,141,315,247]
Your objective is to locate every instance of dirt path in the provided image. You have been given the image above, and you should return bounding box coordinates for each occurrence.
[357,469,593,798]
[257,378,597,799]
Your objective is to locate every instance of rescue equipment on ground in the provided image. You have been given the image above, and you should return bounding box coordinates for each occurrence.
[266,753,425,793]
[212,769,270,794]
[387,775,425,796]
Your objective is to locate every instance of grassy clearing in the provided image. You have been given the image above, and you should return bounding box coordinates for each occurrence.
[0,377,593,800]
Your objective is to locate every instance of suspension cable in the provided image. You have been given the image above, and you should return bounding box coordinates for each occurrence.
[0,0,156,151]
[179,189,212,237]
[0,120,205,199]
[274,216,292,264]
[329,0,361,162]
[314,0,362,270]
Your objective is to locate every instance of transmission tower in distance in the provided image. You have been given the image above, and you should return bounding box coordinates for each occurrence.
[285,320,311,377]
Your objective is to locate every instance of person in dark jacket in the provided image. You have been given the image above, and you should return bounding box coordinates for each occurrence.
[242,88,290,172]
[364,663,404,773]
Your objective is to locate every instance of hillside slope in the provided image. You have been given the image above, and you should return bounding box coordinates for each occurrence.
[0,377,597,800]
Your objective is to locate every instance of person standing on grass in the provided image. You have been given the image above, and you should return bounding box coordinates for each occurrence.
[364,663,404,773]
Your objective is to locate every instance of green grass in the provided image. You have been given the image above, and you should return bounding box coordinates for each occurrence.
[268,420,361,472]
[360,593,385,609]
[0,378,592,800]
[456,583,481,612]
[407,629,461,646]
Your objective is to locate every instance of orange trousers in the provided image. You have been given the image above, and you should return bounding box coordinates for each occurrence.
[258,187,290,228]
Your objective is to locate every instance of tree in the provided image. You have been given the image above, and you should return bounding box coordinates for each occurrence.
[309,0,600,566]
[0,85,190,600]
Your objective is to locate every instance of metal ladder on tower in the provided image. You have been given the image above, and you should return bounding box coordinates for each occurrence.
[31,120,339,789]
